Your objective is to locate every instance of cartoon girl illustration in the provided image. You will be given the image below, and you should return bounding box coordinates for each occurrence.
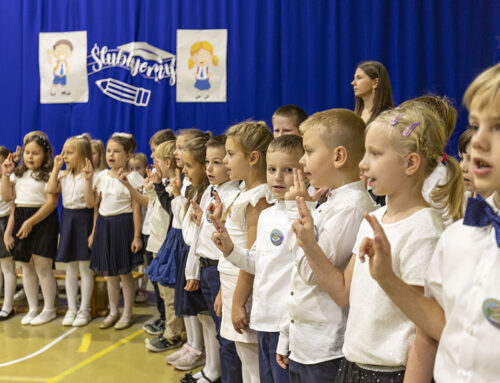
[188,41,218,99]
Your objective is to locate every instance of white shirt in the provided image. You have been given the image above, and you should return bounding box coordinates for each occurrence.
[344,206,445,368]
[0,178,11,217]
[426,195,500,383]
[277,181,376,364]
[219,183,272,276]
[195,181,241,261]
[227,201,295,332]
[10,170,48,206]
[59,171,96,209]
[95,170,143,216]
[146,178,174,254]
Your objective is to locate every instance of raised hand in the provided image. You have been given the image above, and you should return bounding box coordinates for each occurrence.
[1,153,15,175]
[171,168,182,197]
[82,158,94,180]
[53,153,64,170]
[150,163,163,184]
[210,214,234,255]
[190,200,203,226]
[144,168,155,191]
[12,146,21,164]
[117,168,130,187]
[207,190,223,221]
[285,168,311,201]
[291,196,317,250]
[359,213,394,283]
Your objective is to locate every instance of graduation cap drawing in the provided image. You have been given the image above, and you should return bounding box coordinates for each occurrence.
[117,42,175,63]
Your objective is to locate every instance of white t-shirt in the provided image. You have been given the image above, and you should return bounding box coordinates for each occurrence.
[344,206,445,368]
[426,195,500,383]
[95,170,143,216]
[10,170,48,206]
[277,181,376,364]
[0,178,11,217]
[227,200,295,332]
[59,171,96,209]
[146,178,174,254]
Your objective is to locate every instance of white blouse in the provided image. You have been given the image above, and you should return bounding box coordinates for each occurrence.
[95,170,143,216]
[10,170,48,206]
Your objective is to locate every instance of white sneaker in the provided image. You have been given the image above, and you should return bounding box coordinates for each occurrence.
[20,309,38,325]
[62,310,77,326]
[172,345,205,370]
[73,310,92,327]
[31,309,56,326]
[165,343,190,365]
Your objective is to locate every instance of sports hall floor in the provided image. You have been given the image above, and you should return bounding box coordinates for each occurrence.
[0,288,195,382]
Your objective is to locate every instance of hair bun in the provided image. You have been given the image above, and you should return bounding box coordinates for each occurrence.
[112,132,133,139]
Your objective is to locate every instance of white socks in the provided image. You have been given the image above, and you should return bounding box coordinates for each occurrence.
[192,313,220,382]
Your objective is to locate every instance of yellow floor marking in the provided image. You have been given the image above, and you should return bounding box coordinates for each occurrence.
[77,333,91,353]
[0,376,47,382]
[46,329,144,383]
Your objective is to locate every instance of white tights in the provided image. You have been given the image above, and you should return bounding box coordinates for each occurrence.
[21,255,56,312]
[184,314,204,351]
[235,341,260,383]
[107,273,134,318]
[0,257,16,313]
[65,261,93,312]
[192,313,220,382]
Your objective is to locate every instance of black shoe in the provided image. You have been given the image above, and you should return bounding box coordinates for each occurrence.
[0,309,14,321]
[181,371,221,383]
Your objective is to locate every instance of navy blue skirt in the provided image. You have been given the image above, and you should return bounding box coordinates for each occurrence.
[174,244,208,317]
[146,228,184,287]
[90,213,135,276]
[0,215,11,259]
[12,207,59,262]
[56,208,93,263]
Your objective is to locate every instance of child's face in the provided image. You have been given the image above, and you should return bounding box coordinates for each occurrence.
[0,155,5,176]
[54,44,72,61]
[267,150,302,201]
[174,135,189,168]
[470,99,500,198]
[206,147,230,185]
[351,68,376,98]
[106,140,129,170]
[150,143,158,160]
[192,48,212,67]
[459,144,474,192]
[300,129,337,188]
[91,145,100,167]
[23,141,45,171]
[128,158,147,177]
[63,142,79,171]
[182,151,206,186]
[223,137,251,181]
[359,123,407,196]
[272,116,300,138]
[155,157,171,178]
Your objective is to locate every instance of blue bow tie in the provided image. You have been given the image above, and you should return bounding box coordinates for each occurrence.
[463,196,500,248]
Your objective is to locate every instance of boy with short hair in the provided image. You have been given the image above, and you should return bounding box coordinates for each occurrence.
[272,105,308,138]
[212,134,305,383]
[276,109,375,382]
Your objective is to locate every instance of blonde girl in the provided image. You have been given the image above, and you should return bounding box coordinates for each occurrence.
[215,121,274,383]
[291,104,464,382]
[189,41,218,95]
[1,134,59,325]
[91,139,106,174]
[47,134,95,327]
[88,133,143,330]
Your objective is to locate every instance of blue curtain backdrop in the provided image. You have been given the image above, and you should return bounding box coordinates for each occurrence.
[0,0,499,157]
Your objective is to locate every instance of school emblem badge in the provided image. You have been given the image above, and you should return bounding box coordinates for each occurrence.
[483,298,500,329]
[270,229,284,246]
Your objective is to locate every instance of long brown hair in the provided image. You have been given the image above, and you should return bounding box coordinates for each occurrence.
[354,61,394,125]
[14,134,54,182]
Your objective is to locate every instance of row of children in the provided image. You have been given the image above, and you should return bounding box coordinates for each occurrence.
[1,62,499,383]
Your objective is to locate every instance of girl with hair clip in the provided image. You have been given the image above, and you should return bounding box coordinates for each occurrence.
[181,134,241,383]
[0,146,16,321]
[87,132,143,330]
[351,60,394,125]
[1,134,60,325]
[47,134,95,327]
[289,104,464,383]
[211,121,274,383]
[146,129,208,363]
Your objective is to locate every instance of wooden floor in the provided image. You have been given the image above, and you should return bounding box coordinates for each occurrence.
[0,294,198,383]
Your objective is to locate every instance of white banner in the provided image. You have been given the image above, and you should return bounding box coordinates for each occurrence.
[176,29,227,103]
[39,31,88,103]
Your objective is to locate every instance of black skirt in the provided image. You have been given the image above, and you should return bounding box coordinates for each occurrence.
[12,207,59,262]
[56,207,94,262]
[335,359,405,383]
[0,215,11,259]
[90,213,135,276]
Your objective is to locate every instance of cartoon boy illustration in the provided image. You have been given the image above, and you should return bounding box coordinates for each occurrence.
[46,39,73,96]
[188,41,218,99]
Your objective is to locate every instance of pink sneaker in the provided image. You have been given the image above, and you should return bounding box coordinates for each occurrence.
[172,346,205,371]
[165,342,190,365]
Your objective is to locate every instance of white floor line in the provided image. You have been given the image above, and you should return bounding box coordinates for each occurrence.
[0,328,78,368]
